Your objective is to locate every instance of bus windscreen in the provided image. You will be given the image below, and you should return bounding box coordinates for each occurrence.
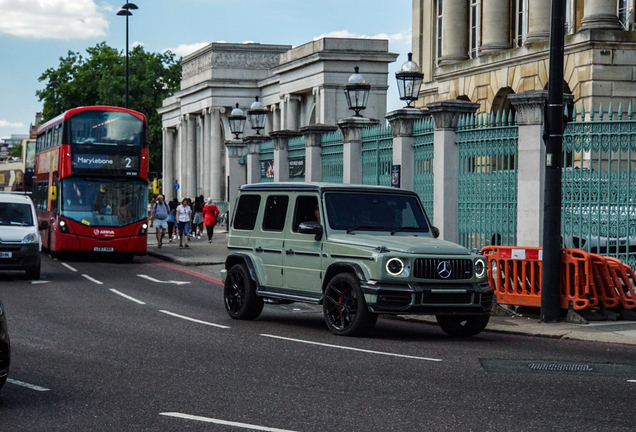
[70,111,143,146]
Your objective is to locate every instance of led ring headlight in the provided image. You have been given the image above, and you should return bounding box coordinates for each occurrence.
[475,258,486,278]
[386,258,405,276]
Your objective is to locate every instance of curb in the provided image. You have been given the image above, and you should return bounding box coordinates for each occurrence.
[146,251,225,266]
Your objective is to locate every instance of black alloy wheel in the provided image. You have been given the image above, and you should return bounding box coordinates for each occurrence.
[436,314,490,337]
[224,264,263,320]
[323,273,377,336]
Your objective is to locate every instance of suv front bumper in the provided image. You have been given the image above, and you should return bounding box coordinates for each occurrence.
[361,280,494,315]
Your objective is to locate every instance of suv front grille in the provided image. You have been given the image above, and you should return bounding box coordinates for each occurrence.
[413,258,473,280]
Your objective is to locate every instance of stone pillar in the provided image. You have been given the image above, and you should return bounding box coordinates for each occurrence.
[210,108,224,201]
[440,0,469,64]
[386,108,427,191]
[312,87,322,124]
[186,114,197,198]
[196,114,203,197]
[427,100,480,242]
[279,96,287,130]
[270,130,300,182]
[225,140,246,220]
[525,0,551,45]
[180,115,188,198]
[202,109,212,199]
[337,117,380,184]
[321,87,337,125]
[244,135,266,184]
[272,104,281,132]
[580,0,622,30]
[300,124,338,182]
[287,95,301,131]
[481,0,511,55]
[162,127,176,199]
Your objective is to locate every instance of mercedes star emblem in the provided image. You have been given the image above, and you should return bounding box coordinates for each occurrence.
[437,260,452,279]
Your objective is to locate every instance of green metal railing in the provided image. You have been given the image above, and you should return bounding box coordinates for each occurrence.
[457,110,518,250]
[260,139,274,183]
[321,130,343,183]
[288,136,306,183]
[361,125,392,186]
[562,102,636,268]
[413,117,435,221]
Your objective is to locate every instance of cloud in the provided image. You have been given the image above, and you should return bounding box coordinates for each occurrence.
[315,29,410,44]
[0,0,109,39]
[163,42,210,57]
[132,41,144,48]
[0,120,25,128]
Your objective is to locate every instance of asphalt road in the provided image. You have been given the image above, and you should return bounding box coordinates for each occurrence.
[1,253,635,431]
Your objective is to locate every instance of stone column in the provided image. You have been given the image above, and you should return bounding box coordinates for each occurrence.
[196,114,203,197]
[300,124,338,182]
[580,0,622,30]
[186,114,197,198]
[287,95,301,131]
[244,135,267,184]
[321,87,337,125]
[162,127,176,199]
[525,0,551,45]
[272,104,281,132]
[481,0,511,55]
[337,117,380,184]
[427,100,480,242]
[202,109,211,199]
[270,130,300,182]
[225,140,246,221]
[386,108,427,191]
[440,0,469,65]
[180,115,188,198]
[279,96,287,130]
[312,87,322,124]
[210,108,224,201]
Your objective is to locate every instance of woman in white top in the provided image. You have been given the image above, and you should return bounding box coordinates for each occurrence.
[176,198,192,247]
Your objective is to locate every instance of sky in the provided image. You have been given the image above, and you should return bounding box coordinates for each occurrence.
[0,0,413,139]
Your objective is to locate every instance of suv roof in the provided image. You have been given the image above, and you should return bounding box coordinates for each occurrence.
[239,182,418,195]
[0,192,33,205]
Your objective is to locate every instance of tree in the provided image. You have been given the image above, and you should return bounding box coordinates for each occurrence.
[36,42,181,172]
[8,143,22,158]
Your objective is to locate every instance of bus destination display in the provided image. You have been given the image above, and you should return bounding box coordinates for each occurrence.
[73,154,139,175]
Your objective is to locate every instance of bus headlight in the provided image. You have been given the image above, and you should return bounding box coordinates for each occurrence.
[22,233,39,244]
[138,222,148,236]
[58,219,70,233]
[386,258,405,276]
[475,258,486,278]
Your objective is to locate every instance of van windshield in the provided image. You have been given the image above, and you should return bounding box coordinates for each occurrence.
[0,203,34,226]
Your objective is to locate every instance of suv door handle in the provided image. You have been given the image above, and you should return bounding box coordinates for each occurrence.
[285,249,294,255]
[255,247,263,252]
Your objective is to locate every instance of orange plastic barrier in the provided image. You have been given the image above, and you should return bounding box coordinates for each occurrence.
[601,256,636,309]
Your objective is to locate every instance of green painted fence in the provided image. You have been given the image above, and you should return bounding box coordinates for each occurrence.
[457,110,518,250]
[413,117,435,222]
[562,102,636,269]
[361,125,393,186]
[321,130,343,183]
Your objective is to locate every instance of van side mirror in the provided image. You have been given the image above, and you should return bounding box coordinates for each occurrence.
[432,226,440,238]
[39,220,49,231]
[298,221,323,241]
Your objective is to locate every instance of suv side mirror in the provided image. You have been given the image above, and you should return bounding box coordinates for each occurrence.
[298,221,323,241]
[39,220,49,231]
[432,226,440,238]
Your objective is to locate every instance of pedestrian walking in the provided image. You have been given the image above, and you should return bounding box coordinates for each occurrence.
[166,199,177,242]
[151,194,170,248]
[202,197,220,243]
[193,195,204,239]
[176,198,192,248]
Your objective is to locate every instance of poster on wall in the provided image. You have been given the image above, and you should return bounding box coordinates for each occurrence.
[260,160,275,178]
[391,164,401,188]
[289,159,305,178]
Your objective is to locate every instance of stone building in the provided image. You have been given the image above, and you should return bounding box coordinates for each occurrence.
[412,0,636,113]
[158,38,398,200]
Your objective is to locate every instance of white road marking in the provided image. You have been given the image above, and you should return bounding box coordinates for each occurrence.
[261,334,443,362]
[160,413,298,431]
[61,263,77,272]
[82,274,103,285]
[6,379,50,392]
[159,310,229,329]
[110,289,145,305]
[31,281,49,284]
[628,380,636,383]
[138,274,191,285]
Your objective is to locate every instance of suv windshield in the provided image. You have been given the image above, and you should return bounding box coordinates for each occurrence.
[324,192,430,233]
[70,111,143,146]
[60,178,147,227]
[0,203,34,226]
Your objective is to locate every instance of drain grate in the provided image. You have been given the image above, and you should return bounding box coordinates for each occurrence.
[527,363,593,372]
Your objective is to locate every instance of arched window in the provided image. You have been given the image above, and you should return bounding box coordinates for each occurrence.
[491,87,516,119]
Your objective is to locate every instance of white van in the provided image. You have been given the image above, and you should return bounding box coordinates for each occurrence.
[0,193,48,279]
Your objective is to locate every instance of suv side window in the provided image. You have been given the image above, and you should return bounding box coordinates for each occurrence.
[262,195,289,231]
[292,195,319,232]
[233,194,261,230]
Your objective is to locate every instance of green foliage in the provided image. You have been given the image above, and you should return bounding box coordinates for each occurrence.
[8,143,22,158]
[36,42,182,172]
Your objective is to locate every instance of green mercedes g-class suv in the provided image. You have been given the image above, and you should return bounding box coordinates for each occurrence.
[221,183,494,336]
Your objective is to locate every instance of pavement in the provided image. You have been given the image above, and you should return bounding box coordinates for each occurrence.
[146,230,636,346]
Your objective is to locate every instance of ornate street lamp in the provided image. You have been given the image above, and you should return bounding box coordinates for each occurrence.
[228,103,246,139]
[395,52,423,108]
[116,2,138,109]
[247,96,268,135]
[344,66,371,117]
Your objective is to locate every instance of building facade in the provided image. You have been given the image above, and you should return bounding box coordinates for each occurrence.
[412,0,636,113]
[159,38,398,200]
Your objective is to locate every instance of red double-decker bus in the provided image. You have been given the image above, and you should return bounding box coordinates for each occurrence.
[33,106,149,260]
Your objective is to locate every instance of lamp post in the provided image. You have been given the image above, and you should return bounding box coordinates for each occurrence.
[228,103,247,139]
[343,66,371,117]
[116,3,138,109]
[247,96,268,135]
[395,53,423,108]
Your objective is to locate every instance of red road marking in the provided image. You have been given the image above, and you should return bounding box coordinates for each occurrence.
[139,256,224,286]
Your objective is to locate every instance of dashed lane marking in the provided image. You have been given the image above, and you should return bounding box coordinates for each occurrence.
[110,289,146,305]
[7,379,50,392]
[137,274,191,285]
[61,263,77,272]
[628,380,636,383]
[82,274,103,285]
[159,413,298,431]
[159,310,230,329]
[261,334,443,362]
[31,281,50,284]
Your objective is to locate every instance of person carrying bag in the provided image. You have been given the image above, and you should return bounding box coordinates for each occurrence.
[202,197,220,243]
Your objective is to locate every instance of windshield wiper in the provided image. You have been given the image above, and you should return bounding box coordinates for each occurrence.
[390,226,426,235]
[346,225,378,234]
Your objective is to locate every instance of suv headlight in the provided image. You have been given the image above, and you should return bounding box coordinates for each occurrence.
[23,233,39,244]
[474,258,486,278]
[386,258,405,276]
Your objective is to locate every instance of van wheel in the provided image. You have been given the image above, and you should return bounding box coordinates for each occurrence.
[323,273,377,336]
[436,314,490,337]
[224,264,263,320]
[26,265,41,280]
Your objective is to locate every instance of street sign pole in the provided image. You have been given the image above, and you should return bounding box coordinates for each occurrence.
[541,0,567,323]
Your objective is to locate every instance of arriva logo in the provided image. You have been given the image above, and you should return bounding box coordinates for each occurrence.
[94,229,115,236]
